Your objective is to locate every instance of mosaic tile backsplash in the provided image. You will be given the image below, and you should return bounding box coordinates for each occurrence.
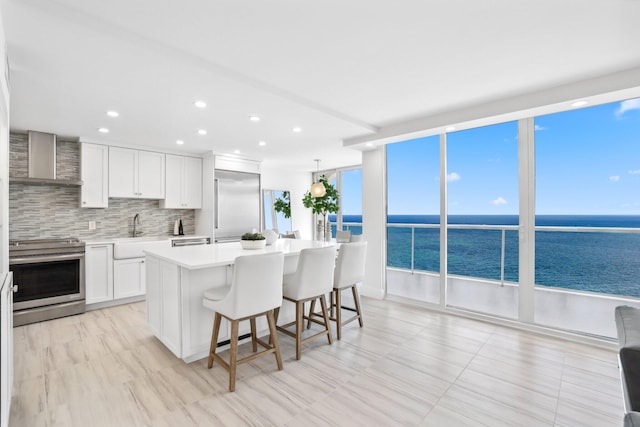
[9,133,196,241]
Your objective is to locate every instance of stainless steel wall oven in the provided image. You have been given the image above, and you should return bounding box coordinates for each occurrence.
[9,238,86,326]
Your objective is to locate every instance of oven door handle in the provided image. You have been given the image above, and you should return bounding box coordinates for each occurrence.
[10,253,85,264]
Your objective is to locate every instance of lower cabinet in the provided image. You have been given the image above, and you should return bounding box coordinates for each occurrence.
[86,243,146,307]
[146,257,181,355]
[145,256,232,361]
[86,244,114,304]
[113,258,146,299]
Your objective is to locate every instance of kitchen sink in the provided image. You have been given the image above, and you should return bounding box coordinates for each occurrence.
[113,238,171,259]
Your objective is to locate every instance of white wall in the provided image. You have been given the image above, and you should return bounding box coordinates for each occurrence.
[361,147,386,299]
[194,153,214,238]
[261,165,312,240]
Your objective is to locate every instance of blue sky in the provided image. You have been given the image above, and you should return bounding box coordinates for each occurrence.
[336,168,362,215]
[387,97,640,215]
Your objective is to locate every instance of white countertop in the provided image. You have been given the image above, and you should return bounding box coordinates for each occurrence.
[143,239,336,269]
[84,235,210,245]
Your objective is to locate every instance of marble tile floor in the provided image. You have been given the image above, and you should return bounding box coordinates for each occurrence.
[10,298,624,427]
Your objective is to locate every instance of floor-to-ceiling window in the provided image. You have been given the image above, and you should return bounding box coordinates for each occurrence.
[446,122,519,318]
[386,135,440,303]
[386,99,640,337]
[383,96,640,338]
[337,168,362,236]
[534,98,640,336]
[315,167,362,239]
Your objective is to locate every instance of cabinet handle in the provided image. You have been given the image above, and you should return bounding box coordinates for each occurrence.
[12,285,18,293]
[83,201,86,204]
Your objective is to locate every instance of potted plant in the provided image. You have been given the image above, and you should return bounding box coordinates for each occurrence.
[302,175,339,241]
[240,232,267,250]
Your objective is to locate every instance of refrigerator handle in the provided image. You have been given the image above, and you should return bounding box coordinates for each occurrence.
[214,178,219,229]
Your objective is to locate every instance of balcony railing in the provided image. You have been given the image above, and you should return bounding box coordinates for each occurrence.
[383,221,640,338]
[386,222,640,298]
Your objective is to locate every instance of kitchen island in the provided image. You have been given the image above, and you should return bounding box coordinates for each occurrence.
[144,239,334,362]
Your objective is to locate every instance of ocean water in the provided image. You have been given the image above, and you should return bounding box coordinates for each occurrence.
[332,214,640,298]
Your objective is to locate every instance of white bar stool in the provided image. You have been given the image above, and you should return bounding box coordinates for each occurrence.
[274,245,337,360]
[309,242,367,340]
[202,251,284,392]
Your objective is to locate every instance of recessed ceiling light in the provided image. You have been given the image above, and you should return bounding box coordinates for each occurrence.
[176,140,184,145]
[98,128,109,133]
[198,129,207,135]
[233,149,241,154]
[292,127,302,133]
[445,126,456,132]
[194,100,207,108]
[365,142,373,147]
[106,111,119,117]
[571,100,588,107]
[249,116,261,122]
[258,141,267,146]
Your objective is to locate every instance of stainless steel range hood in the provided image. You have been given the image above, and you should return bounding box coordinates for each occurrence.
[10,131,83,186]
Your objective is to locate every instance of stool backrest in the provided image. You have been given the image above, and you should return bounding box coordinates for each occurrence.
[288,246,337,300]
[221,252,284,319]
[334,242,367,289]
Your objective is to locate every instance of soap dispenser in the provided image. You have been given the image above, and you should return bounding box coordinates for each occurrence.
[178,218,184,236]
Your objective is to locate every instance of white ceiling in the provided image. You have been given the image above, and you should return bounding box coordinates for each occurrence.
[2,0,640,172]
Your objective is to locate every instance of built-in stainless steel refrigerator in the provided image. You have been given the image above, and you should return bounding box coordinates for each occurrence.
[214,169,261,242]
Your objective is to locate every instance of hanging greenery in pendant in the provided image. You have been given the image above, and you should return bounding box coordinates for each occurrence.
[302,175,339,216]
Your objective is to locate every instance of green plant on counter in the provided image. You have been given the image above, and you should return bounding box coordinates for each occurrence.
[241,232,266,241]
[273,191,291,219]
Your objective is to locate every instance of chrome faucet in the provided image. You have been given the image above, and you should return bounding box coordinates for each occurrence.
[133,213,142,237]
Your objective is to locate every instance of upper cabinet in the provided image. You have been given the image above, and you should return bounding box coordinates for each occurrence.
[160,155,202,209]
[108,147,165,199]
[80,143,109,208]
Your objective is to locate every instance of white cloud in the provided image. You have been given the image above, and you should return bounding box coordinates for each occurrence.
[446,172,461,182]
[491,197,508,205]
[616,99,640,117]
[534,124,546,131]
[609,175,620,182]
[629,170,640,175]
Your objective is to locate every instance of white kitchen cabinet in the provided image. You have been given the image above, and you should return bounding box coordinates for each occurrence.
[145,257,182,355]
[80,143,109,208]
[160,155,202,209]
[108,147,165,199]
[85,244,114,304]
[145,256,162,337]
[145,255,230,361]
[114,257,146,299]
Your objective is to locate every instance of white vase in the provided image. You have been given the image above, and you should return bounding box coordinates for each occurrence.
[261,229,278,245]
[324,221,332,242]
[316,220,324,241]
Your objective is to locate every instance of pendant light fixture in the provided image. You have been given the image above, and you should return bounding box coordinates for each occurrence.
[310,159,326,198]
